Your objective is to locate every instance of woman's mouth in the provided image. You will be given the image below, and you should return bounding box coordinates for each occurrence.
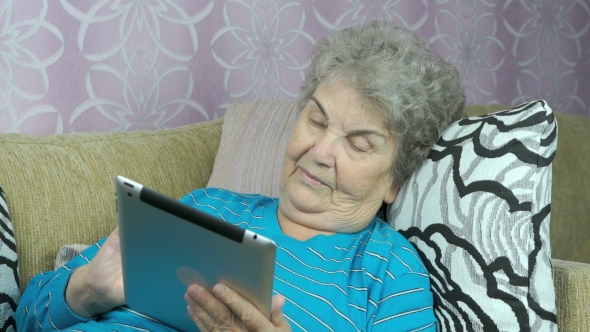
[299,167,328,187]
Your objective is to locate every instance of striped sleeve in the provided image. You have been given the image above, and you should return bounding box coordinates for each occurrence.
[16,238,106,331]
[370,272,437,331]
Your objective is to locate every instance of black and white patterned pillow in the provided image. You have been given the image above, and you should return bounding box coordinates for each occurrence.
[0,186,19,331]
[388,100,557,331]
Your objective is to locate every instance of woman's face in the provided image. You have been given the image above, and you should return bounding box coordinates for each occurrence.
[278,80,398,238]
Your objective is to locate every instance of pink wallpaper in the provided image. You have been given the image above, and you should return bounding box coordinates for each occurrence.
[1,0,588,134]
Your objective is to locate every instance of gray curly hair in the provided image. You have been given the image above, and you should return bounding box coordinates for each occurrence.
[297,21,466,188]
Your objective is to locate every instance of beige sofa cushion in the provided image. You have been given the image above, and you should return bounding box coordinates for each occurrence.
[0,120,222,291]
[546,113,590,263]
[207,100,299,197]
[552,259,590,330]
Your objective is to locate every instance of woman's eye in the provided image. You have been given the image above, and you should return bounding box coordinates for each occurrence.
[349,139,371,152]
[309,118,326,128]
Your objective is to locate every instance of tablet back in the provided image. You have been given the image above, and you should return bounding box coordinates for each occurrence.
[115,176,276,332]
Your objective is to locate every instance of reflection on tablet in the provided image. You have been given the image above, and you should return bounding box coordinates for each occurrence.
[177,266,208,322]
[176,266,209,289]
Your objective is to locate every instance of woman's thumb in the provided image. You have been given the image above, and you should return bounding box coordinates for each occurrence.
[270,295,291,330]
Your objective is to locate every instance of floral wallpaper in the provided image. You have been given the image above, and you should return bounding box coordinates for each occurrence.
[0,0,588,134]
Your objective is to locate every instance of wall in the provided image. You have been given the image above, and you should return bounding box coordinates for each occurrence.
[1,0,588,134]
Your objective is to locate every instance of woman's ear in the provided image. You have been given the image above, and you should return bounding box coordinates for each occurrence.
[384,185,399,204]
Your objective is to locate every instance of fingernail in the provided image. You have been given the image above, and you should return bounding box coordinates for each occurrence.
[189,285,201,297]
[213,284,226,295]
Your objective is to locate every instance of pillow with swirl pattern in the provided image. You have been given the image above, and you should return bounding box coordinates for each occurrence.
[388,100,557,331]
[0,186,19,331]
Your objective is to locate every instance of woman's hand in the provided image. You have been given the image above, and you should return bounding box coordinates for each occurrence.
[185,283,291,332]
[66,227,125,318]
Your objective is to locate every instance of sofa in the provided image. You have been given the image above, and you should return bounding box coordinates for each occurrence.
[0,100,589,331]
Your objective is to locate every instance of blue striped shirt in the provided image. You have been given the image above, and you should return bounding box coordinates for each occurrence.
[17,188,436,331]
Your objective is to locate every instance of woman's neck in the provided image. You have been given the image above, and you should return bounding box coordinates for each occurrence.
[276,208,335,241]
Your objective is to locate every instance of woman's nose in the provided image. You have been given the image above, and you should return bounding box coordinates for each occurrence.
[309,133,336,168]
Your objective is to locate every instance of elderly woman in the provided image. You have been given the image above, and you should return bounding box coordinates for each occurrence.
[17,21,465,331]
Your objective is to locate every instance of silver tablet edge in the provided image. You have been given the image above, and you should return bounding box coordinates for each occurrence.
[242,229,276,318]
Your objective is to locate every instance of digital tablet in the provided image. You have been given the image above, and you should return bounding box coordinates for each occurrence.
[115,176,276,332]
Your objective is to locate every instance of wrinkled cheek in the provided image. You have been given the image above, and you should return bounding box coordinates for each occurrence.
[279,166,291,190]
[336,166,361,187]
[288,141,309,161]
[279,159,298,190]
[282,135,301,179]
[336,170,385,201]
[334,172,363,198]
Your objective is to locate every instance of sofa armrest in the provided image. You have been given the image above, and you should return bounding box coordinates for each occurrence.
[552,258,590,331]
